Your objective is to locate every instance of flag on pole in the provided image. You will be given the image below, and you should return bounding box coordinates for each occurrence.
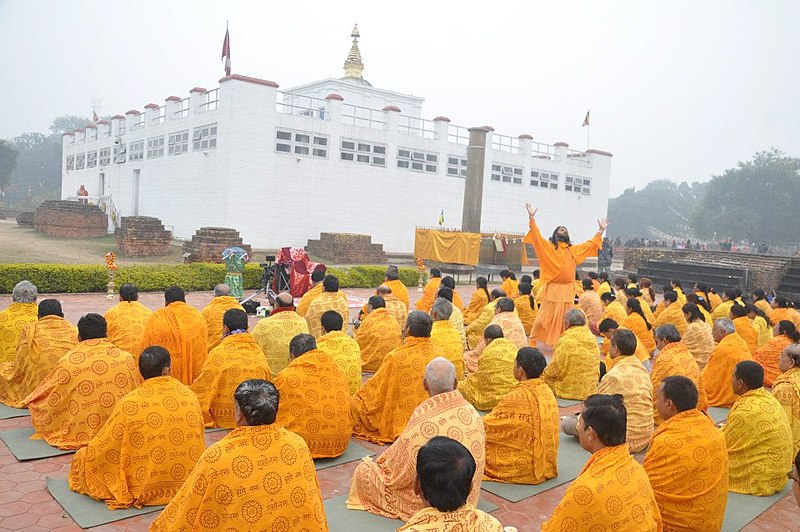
[438,210,445,226]
[221,24,231,76]
[582,110,590,127]
[92,110,99,123]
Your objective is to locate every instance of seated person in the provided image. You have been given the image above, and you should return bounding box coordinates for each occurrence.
[356,284,408,328]
[755,320,799,387]
[486,298,528,349]
[484,347,559,484]
[464,277,490,324]
[542,309,600,400]
[577,278,603,330]
[251,292,309,374]
[415,268,441,312]
[191,309,271,428]
[69,346,205,509]
[399,436,503,531]
[274,333,353,458]
[514,282,537,336]
[542,394,662,531]
[316,310,362,395]
[730,303,758,355]
[650,324,707,425]
[429,297,466,379]
[703,318,753,407]
[355,296,403,372]
[598,319,650,371]
[25,313,141,449]
[724,361,793,496]
[351,311,443,444]
[201,284,245,350]
[773,344,800,454]
[643,376,728,530]
[348,358,485,520]
[297,267,326,317]
[436,287,467,347]
[0,280,38,364]
[466,289,505,349]
[104,283,152,356]
[305,275,349,339]
[151,380,328,531]
[652,290,687,336]
[383,265,410,310]
[458,325,518,411]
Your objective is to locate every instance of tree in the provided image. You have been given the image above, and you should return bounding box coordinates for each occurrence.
[0,140,19,191]
[49,115,93,135]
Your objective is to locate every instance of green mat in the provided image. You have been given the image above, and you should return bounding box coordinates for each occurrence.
[46,477,164,528]
[0,403,29,419]
[315,441,375,470]
[481,431,589,502]
[204,427,230,433]
[0,427,74,460]
[707,407,730,423]
[722,480,792,532]
[324,494,499,532]
[556,397,582,407]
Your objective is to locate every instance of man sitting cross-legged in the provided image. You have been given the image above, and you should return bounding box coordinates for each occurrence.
[274,333,353,458]
[355,295,403,372]
[458,325,518,411]
[200,283,245,350]
[104,283,152,357]
[0,281,38,364]
[429,297,466,379]
[348,357,485,520]
[69,346,205,509]
[25,313,141,449]
[191,309,272,428]
[436,286,467,348]
[151,379,328,531]
[724,360,794,496]
[643,376,728,531]
[251,291,309,374]
[541,308,600,401]
[483,347,559,484]
[542,394,662,531]
[305,274,349,339]
[316,310,362,395]
[703,318,753,407]
[398,436,503,531]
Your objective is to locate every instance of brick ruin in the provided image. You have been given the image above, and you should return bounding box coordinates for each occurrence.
[33,200,107,238]
[16,212,34,228]
[114,216,172,256]
[305,233,386,264]
[182,227,252,263]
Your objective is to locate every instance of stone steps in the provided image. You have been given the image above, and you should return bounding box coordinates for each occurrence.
[115,216,172,256]
[33,200,107,238]
[182,227,251,263]
[305,233,386,264]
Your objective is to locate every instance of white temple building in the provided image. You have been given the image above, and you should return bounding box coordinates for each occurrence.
[61,25,613,252]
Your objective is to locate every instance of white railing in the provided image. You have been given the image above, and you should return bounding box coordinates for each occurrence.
[276,91,327,119]
[67,195,121,231]
[132,115,145,130]
[152,106,166,124]
[566,149,592,167]
[175,98,190,118]
[448,124,470,145]
[491,133,521,155]
[341,103,384,129]
[397,116,437,139]
[202,88,219,111]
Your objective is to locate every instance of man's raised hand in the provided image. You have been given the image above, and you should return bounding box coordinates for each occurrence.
[525,203,538,219]
[598,218,609,232]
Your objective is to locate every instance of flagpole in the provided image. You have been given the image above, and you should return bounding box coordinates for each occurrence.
[587,124,590,152]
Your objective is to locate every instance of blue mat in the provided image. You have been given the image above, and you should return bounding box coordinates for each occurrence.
[0,403,29,419]
[0,427,74,460]
[722,480,792,531]
[315,441,374,470]
[707,407,729,424]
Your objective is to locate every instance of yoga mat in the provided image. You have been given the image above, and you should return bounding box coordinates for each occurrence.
[204,427,229,433]
[722,481,793,532]
[324,495,498,532]
[0,427,74,461]
[46,477,164,528]
[707,407,730,424]
[481,431,589,502]
[556,398,582,408]
[0,403,29,419]
[315,441,374,470]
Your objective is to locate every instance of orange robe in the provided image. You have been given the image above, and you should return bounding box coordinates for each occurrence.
[0,302,38,364]
[466,301,499,349]
[543,325,600,400]
[577,291,603,327]
[622,312,656,353]
[150,425,327,531]
[772,367,800,454]
[24,338,142,449]
[105,301,152,357]
[458,338,518,411]
[598,355,654,453]
[306,291,350,339]
[711,300,734,320]
[755,299,772,319]
[274,348,353,458]
[385,279,410,310]
[602,330,651,371]
[514,295,537,336]
[351,336,442,444]
[649,342,707,425]
[601,300,627,325]
[69,376,205,509]
[681,321,715,370]
[483,378,559,484]
[316,330,363,395]
[489,312,528,350]
[348,390,485,520]
[733,316,758,355]
[430,320,465,380]
[500,278,519,299]
[385,294,409,328]
[297,283,323,317]
[597,281,611,297]
[140,301,208,386]
[465,289,490,324]
[200,296,245,350]
[708,291,722,310]
[0,316,77,407]
[190,333,272,428]
[251,310,309,374]
[542,444,662,531]
[643,409,728,531]
[399,505,503,531]
[702,332,752,407]
[415,277,441,312]
[524,218,602,345]
[754,334,793,387]
[770,307,800,328]
[355,307,403,372]
[652,301,688,335]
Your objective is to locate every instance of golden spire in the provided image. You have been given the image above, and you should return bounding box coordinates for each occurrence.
[343,23,364,79]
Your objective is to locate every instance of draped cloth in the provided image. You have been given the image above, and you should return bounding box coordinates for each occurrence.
[489,312,528,350]
[430,320,465,380]
[514,295,537,336]
[68,376,205,510]
[643,409,728,531]
[355,308,403,372]
[652,301,688,335]
[200,296,245,350]
[578,291,603,329]
[384,279,410,311]
[466,301,498,349]
[753,315,772,347]
[755,335,793,387]
[306,291,350,339]
[297,283,322,317]
[465,289,489,324]
[772,367,800,454]
[755,299,773,319]
[602,331,651,371]
[150,425,328,531]
[771,307,800,328]
[449,306,467,348]
[398,505,503,532]
[542,444,662,532]
[542,325,600,401]
[707,291,722,310]
[622,312,656,353]
[316,330,363,395]
[601,300,627,325]
[524,218,602,346]
[414,229,481,265]
[483,378,560,484]
[0,316,77,407]
[458,338,518,411]
[702,333,752,407]
[190,333,272,428]
[24,339,141,450]
[415,277,441,312]
[681,321,715,370]
[597,355,654,453]
[274,349,353,458]
[711,300,734,320]
[105,301,152,357]
[649,342,707,425]
[347,390,485,520]
[385,294,409,328]
[733,316,758,355]
[724,387,794,496]
[0,302,37,364]
[351,337,442,444]
[500,278,519,299]
[251,310,309,375]
[140,301,207,386]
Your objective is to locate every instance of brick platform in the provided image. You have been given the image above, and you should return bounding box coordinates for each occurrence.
[15,211,34,228]
[114,216,172,256]
[33,200,107,238]
[306,232,386,264]
[182,227,251,263]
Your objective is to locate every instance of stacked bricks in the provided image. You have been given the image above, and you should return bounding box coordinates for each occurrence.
[115,216,172,256]
[33,200,107,238]
[16,212,34,228]
[305,233,386,264]
[182,227,252,263]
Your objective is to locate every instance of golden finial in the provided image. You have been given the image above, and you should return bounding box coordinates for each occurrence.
[343,23,364,79]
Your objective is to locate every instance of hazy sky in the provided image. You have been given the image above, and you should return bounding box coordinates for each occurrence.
[1,0,798,195]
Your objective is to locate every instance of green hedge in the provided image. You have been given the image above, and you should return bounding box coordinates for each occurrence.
[0,263,419,293]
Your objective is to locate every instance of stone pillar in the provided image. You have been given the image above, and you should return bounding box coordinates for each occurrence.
[554,141,569,161]
[144,103,160,125]
[165,96,182,121]
[110,116,124,138]
[519,134,533,157]
[125,110,141,130]
[189,87,207,115]
[462,127,488,233]
[324,93,343,122]
[382,105,401,132]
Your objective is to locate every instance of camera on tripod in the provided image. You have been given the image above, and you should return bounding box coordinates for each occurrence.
[259,254,277,289]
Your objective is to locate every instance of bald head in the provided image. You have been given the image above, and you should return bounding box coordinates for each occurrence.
[376,285,392,295]
[214,284,231,297]
[275,292,294,308]
[423,357,457,396]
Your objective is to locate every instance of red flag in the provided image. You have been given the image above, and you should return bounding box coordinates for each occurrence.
[221,26,231,76]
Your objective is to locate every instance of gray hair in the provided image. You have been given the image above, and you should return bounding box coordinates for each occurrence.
[424,357,456,395]
[289,333,317,357]
[654,324,681,343]
[234,379,279,426]
[12,281,37,303]
[713,318,736,335]
[431,297,453,321]
[406,310,433,338]
[214,284,231,297]
[565,308,587,327]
